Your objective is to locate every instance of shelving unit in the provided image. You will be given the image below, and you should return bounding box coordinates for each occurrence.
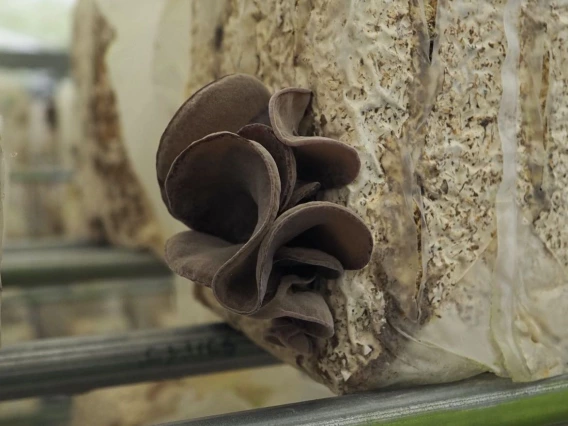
[1,241,567,425]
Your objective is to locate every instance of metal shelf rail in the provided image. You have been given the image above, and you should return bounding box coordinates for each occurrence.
[0,324,277,401]
[9,168,74,184]
[160,373,568,426]
[0,50,69,77]
[2,244,171,287]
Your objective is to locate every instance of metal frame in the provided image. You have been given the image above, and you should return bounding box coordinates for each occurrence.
[0,323,277,401]
[160,373,568,426]
[2,241,568,425]
[4,238,95,252]
[9,168,74,184]
[0,50,69,78]
[2,244,171,287]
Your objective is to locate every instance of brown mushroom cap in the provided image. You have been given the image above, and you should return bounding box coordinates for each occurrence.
[251,248,341,354]
[165,230,240,287]
[273,246,344,280]
[164,132,281,315]
[238,123,297,210]
[255,274,334,354]
[256,201,374,291]
[269,88,361,188]
[284,181,321,211]
[165,131,280,242]
[264,314,333,354]
[157,74,271,202]
[265,318,313,354]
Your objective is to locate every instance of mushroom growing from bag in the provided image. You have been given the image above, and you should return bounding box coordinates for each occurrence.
[156,74,373,354]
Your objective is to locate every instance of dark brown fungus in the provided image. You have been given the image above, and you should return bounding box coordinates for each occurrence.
[164,132,280,314]
[157,74,373,353]
[238,123,296,209]
[265,318,323,354]
[251,247,342,354]
[165,132,280,241]
[256,201,373,293]
[272,246,344,279]
[157,74,271,204]
[269,88,361,188]
[284,181,321,210]
[256,275,334,354]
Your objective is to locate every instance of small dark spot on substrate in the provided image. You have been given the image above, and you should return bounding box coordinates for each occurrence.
[479,116,493,128]
[330,334,339,348]
[320,114,328,127]
[214,25,224,50]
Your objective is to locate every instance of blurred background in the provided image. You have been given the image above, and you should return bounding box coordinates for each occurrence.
[0,1,332,425]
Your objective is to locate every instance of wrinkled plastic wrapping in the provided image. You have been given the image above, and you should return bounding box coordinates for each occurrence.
[79,0,568,394]
[492,0,568,381]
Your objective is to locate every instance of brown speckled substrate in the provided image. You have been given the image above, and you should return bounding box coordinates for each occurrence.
[190,0,568,393]
[76,0,568,394]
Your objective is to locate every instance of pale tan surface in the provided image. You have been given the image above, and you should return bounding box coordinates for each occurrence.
[70,0,568,400]
[186,0,568,392]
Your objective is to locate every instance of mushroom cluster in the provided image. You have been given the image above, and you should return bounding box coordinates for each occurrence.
[156,74,373,354]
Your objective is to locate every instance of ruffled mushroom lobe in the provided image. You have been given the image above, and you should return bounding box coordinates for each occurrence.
[250,201,373,353]
[238,123,297,209]
[269,88,361,188]
[252,248,342,354]
[164,131,281,314]
[265,318,318,354]
[259,275,334,355]
[272,246,344,280]
[284,181,321,210]
[157,74,271,203]
[257,246,343,312]
[165,230,240,287]
[256,201,374,291]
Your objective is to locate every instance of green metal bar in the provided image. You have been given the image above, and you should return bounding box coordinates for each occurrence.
[4,239,97,252]
[3,277,174,304]
[9,169,74,184]
[2,246,171,287]
[0,50,68,77]
[163,373,568,426]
